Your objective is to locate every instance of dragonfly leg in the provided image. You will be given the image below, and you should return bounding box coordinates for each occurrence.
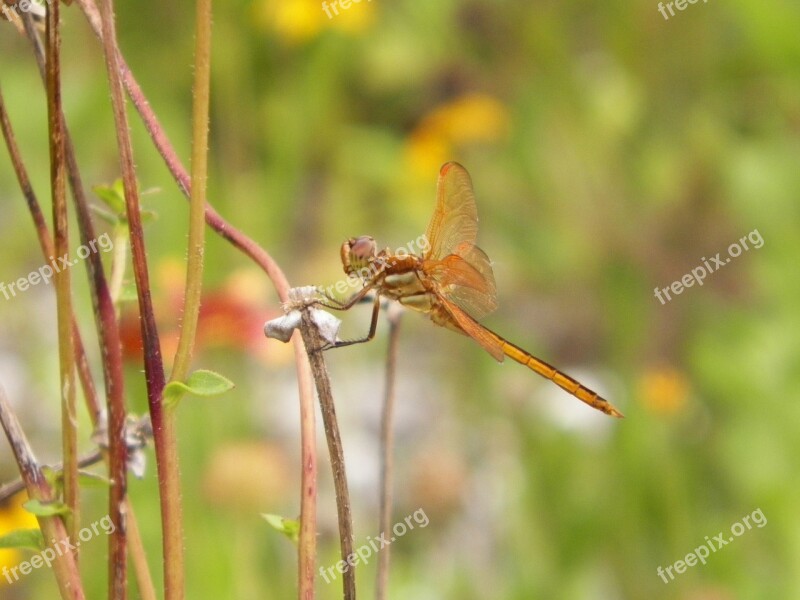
[326,294,382,350]
[316,280,377,311]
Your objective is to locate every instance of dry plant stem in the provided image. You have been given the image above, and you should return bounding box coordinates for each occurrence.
[299,311,356,600]
[0,85,100,421]
[126,508,159,600]
[74,0,291,294]
[75,3,319,593]
[376,308,402,600]
[0,386,86,599]
[297,353,317,600]
[1,79,154,600]
[94,1,179,598]
[45,0,79,555]
[65,133,129,600]
[0,450,103,503]
[0,77,153,598]
[17,18,131,598]
[75,2,317,594]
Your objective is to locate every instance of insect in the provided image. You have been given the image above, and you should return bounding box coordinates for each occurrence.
[320,162,622,418]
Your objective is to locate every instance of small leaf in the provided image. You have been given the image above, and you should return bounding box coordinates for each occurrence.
[163,369,235,410]
[89,204,120,226]
[140,209,158,223]
[78,470,111,488]
[119,283,139,303]
[262,514,300,544]
[0,529,45,551]
[23,499,70,517]
[41,466,59,489]
[93,180,126,216]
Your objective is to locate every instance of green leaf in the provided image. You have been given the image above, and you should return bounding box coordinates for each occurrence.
[23,499,70,517]
[41,466,59,489]
[119,283,139,303]
[262,514,300,544]
[93,180,126,216]
[77,470,111,488]
[140,209,158,223]
[163,369,235,410]
[0,529,45,551]
[89,204,120,226]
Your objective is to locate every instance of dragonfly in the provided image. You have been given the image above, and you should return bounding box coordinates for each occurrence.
[319,162,623,418]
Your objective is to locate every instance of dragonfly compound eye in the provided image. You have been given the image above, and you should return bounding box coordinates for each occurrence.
[350,236,377,262]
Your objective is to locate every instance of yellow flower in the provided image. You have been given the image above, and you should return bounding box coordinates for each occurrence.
[0,492,40,587]
[252,0,324,44]
[405,93,510,178]
[252,0,375,44]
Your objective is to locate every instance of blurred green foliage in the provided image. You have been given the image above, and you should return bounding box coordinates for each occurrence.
[1,0,799,598]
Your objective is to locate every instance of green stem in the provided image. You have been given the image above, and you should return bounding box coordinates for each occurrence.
[169,0,211,384]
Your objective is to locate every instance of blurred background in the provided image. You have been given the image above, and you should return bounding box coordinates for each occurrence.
[1,0,798,598]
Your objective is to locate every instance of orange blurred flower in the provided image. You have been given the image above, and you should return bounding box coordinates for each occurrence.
[405,93,510,178]
[638,366,690,415]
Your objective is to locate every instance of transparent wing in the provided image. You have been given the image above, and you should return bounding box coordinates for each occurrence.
[423,244,498,321]
[436,295,505,362]
[424,162,479,261]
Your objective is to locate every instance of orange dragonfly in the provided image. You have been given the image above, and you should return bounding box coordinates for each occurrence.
[319,162,623,418]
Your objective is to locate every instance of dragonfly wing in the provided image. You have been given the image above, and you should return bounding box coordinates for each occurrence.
[436,295,505,362]
[424,162,479,261]
[424,245,498,320]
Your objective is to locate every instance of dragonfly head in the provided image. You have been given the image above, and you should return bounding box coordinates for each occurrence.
[341,236,378,279]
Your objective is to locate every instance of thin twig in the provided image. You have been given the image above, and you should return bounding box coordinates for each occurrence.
[299,311,356,600]
[17,14,132,597]
[93,0,177,597]
[0,386,86,600]
[376,306,402,600]
[0,450,103,503]
[0,83,101,422]
[168,0,210,385]
[45,0,80,554]
[72,3,320,595]
[298,349,317,600]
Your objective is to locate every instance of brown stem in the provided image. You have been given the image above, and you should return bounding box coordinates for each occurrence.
[0,83,101,422]
[376,307,402,600]
[0,386,86,599]
[16,14,132,596]
[299,311,356,600]
[93,1,177,598]
[297,338,317,600]
[73,4,320,595]
[45,0,79,554]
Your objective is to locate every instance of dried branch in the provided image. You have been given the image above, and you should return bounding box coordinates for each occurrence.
[45,0,79,553]
[376,306,402,600]
[298,310,356,600]
[0,386,86,599]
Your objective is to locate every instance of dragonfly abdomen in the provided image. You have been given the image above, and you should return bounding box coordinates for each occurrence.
[500,339,623,418]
